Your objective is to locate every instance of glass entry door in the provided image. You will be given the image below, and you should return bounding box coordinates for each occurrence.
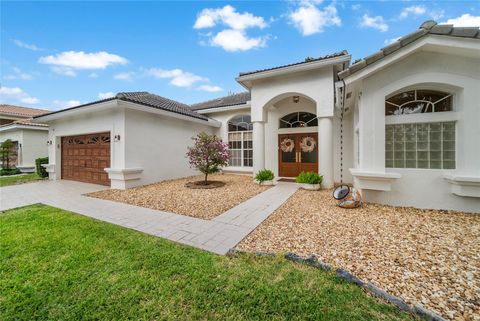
[278,133,318,177]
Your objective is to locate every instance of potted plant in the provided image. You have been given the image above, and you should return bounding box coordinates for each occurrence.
[296,171,323,190]
[255,169,275,186]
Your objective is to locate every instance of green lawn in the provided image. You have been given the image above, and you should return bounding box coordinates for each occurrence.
[0,173,44,187]
[0,205,413,321]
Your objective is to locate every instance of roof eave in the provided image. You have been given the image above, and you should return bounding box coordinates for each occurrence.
[32,99,119,122]
[341,34,480,85]
[195,103,251,114]
[236,55,351,88]
[0,124,49,132]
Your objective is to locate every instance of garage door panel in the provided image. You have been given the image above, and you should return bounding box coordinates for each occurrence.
[61,132,110,186]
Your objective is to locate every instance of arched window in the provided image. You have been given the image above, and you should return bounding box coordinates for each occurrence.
[279,112,318,128]
[228,115,253,167]
[385,89,452,116]
[385,89,455,169]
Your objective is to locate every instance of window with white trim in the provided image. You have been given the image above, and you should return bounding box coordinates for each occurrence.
[228,115,253,167]
[279,112,318,128]
[385,88,456,169]
[385,89,452,116]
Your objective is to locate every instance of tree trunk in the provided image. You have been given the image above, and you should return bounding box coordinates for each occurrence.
[204,172,208,185]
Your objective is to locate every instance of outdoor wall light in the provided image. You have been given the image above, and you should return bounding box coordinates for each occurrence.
[114,134,121,142]
[293,96,300,103]
[46,140,52,145]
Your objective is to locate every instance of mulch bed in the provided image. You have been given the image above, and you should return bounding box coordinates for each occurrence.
[88,173,270,220]
[185,180,225,189]
[237,189,480,321]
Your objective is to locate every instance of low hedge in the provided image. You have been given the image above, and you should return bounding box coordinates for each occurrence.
[0,168,21,176]
[36,157,49,178]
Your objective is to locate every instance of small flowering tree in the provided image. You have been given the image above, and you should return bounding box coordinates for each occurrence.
[186,132,230,185]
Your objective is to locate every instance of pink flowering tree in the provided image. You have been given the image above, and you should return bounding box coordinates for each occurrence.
[186,132,230,185]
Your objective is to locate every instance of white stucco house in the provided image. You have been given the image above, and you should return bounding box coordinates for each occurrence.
[34,21,480,213]
[0,104,49,172]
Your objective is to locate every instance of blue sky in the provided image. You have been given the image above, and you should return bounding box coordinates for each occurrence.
[1,1,479,110]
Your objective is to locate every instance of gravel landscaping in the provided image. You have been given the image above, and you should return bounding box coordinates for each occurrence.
[238,189,480,321]
[88,173,269,220]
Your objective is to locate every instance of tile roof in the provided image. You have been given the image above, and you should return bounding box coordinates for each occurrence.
[116,92,208,120]
[0,118,48,130]
[190,92,251,111]
[35,92,208,121]
[0,104,49,118]
[238,50,349,77]
[338,20,480,80]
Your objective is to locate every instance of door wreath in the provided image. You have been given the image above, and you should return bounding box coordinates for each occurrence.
[280,138,295,153]
[300,136,316,153]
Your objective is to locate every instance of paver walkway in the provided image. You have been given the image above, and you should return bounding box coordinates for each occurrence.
[0,180,298,255]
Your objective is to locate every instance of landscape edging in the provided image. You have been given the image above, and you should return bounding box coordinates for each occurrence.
[227,249,448,321]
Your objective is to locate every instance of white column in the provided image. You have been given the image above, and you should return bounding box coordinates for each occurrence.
[318,117,334,188]
[252,121,265,175]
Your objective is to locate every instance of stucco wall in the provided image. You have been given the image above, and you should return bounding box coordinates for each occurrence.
[124,108,214,187]
[0,129,48,171]
[19,129,48,169]
[355,50,480,212]
[46,107,124,180]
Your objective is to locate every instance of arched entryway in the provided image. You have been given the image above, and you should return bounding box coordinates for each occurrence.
[278,112,318,177]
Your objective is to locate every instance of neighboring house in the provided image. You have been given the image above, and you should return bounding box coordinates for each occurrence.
[0,105,49,172]
[34,21,480,212]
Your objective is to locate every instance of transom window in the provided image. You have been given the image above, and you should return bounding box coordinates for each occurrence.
[279,112,318,128]
[385,122,455,169]
[385,89,452,116]
[228,115,253,167]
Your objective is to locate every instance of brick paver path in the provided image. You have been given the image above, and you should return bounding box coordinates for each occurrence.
[0,180,298,255]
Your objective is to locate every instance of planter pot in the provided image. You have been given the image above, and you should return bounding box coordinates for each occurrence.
[257,180,274,186]
[300,183,321,191]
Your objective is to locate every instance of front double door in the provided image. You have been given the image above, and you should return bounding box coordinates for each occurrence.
[278,133,318,177]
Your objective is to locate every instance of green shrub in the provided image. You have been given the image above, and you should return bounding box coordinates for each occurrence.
[255,169,274,182]
[295,171,323,185]
[36,157,49,178]
[0,168,21,176]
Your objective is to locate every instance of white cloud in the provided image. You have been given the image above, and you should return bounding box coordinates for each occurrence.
[39,51,127,70]
[360,14,388,32]
[3,67,33,80]
[12,39,44,51]
[289,1,341,36]
[194,5,267,30]
[351,4,361,11]
[0,86,40,104]
[193,5,269,52]
[145,68,207,87]
[442,14,480,27]
[113,72,134,81]
[399,6,426,19]
[51,66,77,77]
[88,73,99,78]
[52,99,81,109]
[384,37,401,45]
[197,85,223,92]
[98,92,115,99]
[210,29,267,52]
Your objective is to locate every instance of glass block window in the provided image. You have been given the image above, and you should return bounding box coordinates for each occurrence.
[385,122,455,169]
[228,115,253,167]
[385,90,452,116]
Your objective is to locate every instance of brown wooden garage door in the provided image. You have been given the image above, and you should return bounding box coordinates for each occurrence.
[61,132,111,186]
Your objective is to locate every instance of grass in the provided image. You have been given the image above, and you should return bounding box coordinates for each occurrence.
[0,205,414,321]
[0,173,44,187]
